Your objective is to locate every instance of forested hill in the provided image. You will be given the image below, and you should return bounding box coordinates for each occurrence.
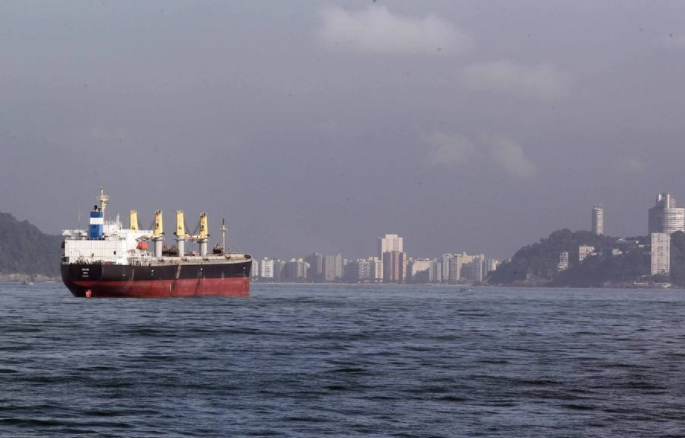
[488,229,652,287]
[0,212,62,277]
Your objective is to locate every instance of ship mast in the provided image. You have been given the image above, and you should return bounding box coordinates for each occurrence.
[97,187,109,216]
[220,219,227,253]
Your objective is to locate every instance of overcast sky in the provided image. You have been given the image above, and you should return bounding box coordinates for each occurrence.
[1,0,685,259]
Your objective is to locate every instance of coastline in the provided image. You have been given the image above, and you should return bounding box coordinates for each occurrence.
[253,281,683,290]
[0,273,59,283]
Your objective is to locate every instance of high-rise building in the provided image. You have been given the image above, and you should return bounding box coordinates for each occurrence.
[441,254,453,283]
[461,255,485,282]
[323,254,343,282]
[369,257,383,283]
[251,260,260,279]
[430,260,442,283]
[651,233,671,275]
[378,234,403,258]
[305,253,324,282]
[407,258,432,283]
[648,193,685,235]
[283,259,309,281]
[484,258,499,277]
[273,259,286,282]
[448,252,475,283]
[485,258,500,275]
[448,254,462,283]
[259,258,274,279]
[344,259,372,282]
[382,251,407,283]
[578,245,595,263]
[592,205,604,235]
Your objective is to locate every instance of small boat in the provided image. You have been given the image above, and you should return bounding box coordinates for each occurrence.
[458,287,473,292]
[22,281,34,286]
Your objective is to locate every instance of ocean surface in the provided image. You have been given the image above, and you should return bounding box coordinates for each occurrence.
[1,283,685,438]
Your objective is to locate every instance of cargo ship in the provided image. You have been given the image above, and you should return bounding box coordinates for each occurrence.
[61,188,251,298]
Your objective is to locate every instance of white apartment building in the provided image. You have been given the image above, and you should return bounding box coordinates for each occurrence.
[651,233,671,275]
[407,258,432,283]
[430,260,442,283]
[368,257,383,282]
[259,258,275,279]
[485,258,499,275]
[441,254,453,282]
[251,260,260,278]
[377,234,403,257]
[558,251,569,271]
[579,245,595,263]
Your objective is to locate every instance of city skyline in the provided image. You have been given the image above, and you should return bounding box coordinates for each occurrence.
[249,232,500,285]
[248,191,684,283]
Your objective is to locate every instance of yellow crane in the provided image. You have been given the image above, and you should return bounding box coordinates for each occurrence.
[152,210,164,257]
[175,210,187,256]
[129,210,139,231]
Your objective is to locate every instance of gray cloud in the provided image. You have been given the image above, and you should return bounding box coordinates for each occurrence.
[461,60,570,101]
[618,157,646,172]
[484,134,537,178]
[89,127,128,143]
[421,131,475,167]
[422,131,537,179]
[662,34,685,49]
[318,5,471,56]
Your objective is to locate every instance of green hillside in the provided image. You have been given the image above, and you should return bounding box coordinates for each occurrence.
[0,212,62,277]
[489,229,685,288]
[488,229,650,287]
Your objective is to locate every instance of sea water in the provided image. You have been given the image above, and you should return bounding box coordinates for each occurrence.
[1,283,684,437]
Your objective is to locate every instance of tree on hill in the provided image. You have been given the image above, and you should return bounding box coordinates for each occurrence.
[550,249,650,287]
[0,212,62,277]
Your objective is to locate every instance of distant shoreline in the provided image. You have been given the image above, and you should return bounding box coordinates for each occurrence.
[0,274,59,283]
[253,281,684,290]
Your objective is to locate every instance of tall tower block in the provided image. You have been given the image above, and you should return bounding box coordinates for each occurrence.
[592,205,604,235]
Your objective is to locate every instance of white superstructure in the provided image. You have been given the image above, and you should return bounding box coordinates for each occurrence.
[62,220,153,265]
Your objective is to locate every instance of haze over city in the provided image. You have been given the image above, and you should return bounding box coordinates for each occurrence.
[2,1,685,260]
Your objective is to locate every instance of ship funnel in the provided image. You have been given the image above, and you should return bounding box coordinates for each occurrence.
[129,210,139,231]
[175,210,185,257]
[89,205,104,240]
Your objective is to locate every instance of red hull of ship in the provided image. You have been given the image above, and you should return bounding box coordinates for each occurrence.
[70,277,250,298]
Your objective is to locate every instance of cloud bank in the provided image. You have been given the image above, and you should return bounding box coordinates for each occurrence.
[462,60,570,101]
[485,134,537,178]
[421,131,476,166]
[423,131,537,179]
[318,6,471,56]
[618,157,645,172]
